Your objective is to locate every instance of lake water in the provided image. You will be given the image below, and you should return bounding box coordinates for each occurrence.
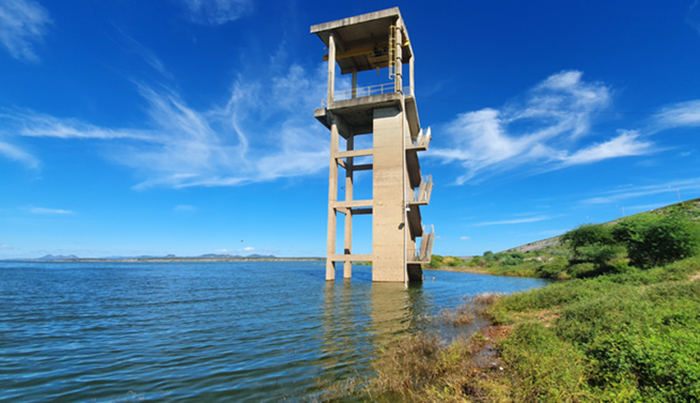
[0,261,547,402]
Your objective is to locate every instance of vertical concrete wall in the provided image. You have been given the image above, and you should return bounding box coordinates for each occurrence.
[372,106,406,282]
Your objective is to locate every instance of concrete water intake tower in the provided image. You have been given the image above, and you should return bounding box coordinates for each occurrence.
[311,7,435,283]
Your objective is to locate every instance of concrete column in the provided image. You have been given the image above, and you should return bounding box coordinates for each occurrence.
[372,106,406,282]
[344,134,354,279]
[326,117,339,281]
[351,70,357,99]
[394,27,402,92]
[327,33,336,103]
[409,55,415,96]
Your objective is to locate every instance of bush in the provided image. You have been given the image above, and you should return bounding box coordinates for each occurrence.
[537,255,569,279]
[429,254,443,269]
[575,244,624,267]
[443,256,463,267]
[467,256,483,267]
[561,224,616,258]
[501,255,524,266]
[612,214,700,269]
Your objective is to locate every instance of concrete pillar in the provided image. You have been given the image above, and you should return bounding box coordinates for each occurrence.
[344,134,354,279]
[328,33,336,103]
[409,55,415,95]
[351,70,357,99]
[326,117,339,280]
[394,27,402,92]
[372,106,406,282]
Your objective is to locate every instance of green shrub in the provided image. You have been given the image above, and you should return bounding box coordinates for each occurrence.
[501,255,523,266]
[536,255,569,279]
[466,256,482,267]
[574,244,623,267]
[499,322,591,402]
[561,224,615,256]
[443,256,463,267]
[612,214,700,268]
[428,254,443,269]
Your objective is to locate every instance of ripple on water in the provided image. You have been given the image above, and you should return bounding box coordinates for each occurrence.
[0,261,548,402]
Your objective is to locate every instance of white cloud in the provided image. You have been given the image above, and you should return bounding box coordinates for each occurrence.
[115,26,173,79]
[1,110,152,140]
[583,178,700,204]
[0,244,13,249]
[180,0,252,25]
[1,63,329,189]
[560,130,653,166]
[687,1,700,36]
[652,100,700,131]
[0,139,39,168]
[460,236,470,240]
[30,207,74,214]
[475,216,552,226]
[243,246,254,251]
[0,0,51,61]
[430,70,654,184]
[173,205,196,211]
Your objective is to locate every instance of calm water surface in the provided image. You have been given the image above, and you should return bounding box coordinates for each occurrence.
[0,262,548,402]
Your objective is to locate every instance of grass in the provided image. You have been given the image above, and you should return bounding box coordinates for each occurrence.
[347,256,700,402]
[332,201,700,401]
[360,205,700,401]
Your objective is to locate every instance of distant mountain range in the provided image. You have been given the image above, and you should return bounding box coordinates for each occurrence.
[36,254,80,260]
[23,253,277,261]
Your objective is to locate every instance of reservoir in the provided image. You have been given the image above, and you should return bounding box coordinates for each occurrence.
[0,261,547,402]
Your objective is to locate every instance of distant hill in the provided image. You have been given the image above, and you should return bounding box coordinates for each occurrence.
[504,198,700,254]
[8,252,281,262]
[197,253,275,259]
[37,254,79,260]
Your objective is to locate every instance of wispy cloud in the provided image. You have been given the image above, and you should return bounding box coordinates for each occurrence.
[180,0,252,25]
[652,100,700,131]
[214,246,255,253]
[30,207,74,214]
[475,216,552,226]
[687,1,700,36]
[0,244,13,250]
[1,63,329,189]
[0,0,51,61]
[174,204,196,211]
[460,236,471,240]
[114,26,173,79]
[583,178,700,204]
[430,70,654,184]
[0,139,39,168]
[560,130,653,166]
[1,110,152,140]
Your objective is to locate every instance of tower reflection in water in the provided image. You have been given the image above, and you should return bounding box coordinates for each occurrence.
[317,264,434,386]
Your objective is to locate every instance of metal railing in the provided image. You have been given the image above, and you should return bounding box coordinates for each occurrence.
[322,84,414,107]
[412,174,433,204]
[408,224,435,263]
[411,127,431,148]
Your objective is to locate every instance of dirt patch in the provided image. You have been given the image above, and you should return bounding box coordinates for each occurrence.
[690,272,700,282]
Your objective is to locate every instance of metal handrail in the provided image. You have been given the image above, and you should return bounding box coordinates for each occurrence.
[408,224,435,263]
[411,127,431,148]
[322,83,414,107]
[413,174,433,204]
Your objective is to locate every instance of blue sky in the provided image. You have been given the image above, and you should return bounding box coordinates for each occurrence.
[1,0,700,259]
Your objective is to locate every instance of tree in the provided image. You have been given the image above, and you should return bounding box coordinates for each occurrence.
[611,214,700,268]
[561,224,615,255]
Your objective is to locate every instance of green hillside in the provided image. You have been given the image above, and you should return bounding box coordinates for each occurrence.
[428,198,700,280]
